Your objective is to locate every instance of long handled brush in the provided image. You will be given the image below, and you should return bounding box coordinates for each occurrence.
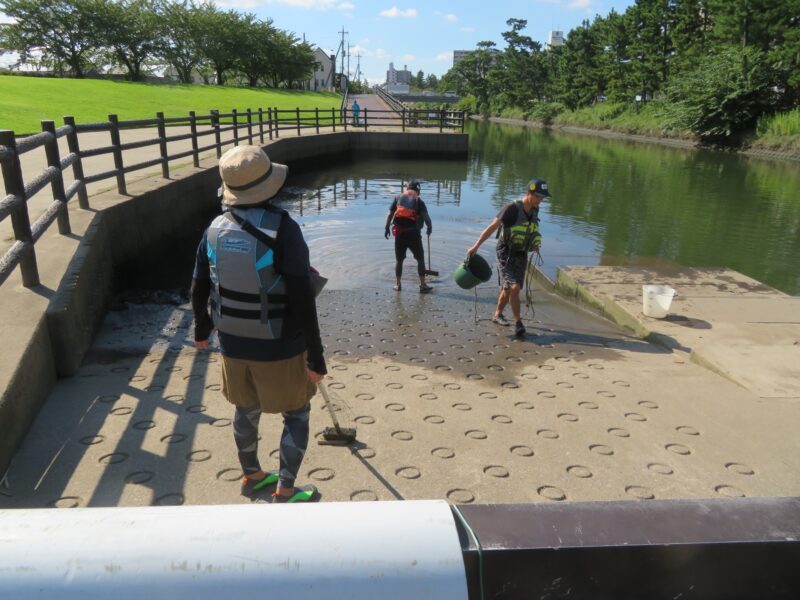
[317,382,357,446]
[425,234,439,276]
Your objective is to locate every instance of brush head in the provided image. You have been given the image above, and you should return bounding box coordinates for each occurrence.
[318,426,357,446]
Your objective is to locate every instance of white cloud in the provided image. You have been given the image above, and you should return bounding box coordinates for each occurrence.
[402,54,416,62]
[379,6,417,18]
[436,51,453,62]
[374,48,387,58]
[0,13,16,24]
[444,13,457,22]
[218,0,344,8]
[568,0,593,8]
[461,26,475,32]
[337,2,355,9]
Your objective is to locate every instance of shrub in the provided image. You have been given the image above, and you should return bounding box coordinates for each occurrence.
[526,102,565,126]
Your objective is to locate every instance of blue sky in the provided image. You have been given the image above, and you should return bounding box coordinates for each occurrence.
[1,0,636,81]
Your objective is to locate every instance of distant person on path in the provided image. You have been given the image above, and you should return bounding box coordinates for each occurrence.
[351,99,361,126]
[467,178,550,336]
[192,145,326,504]
[385,179,433,293]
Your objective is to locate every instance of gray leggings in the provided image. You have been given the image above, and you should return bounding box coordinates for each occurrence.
[233,403,311,489]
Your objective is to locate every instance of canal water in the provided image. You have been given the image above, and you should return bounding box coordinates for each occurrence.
[275,120,800,295]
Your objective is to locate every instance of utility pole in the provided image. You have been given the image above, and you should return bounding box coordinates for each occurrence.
[339,27,347,85]
[347,43,351,82]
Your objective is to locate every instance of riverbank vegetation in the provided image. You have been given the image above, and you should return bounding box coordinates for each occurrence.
[441,1,800,153]
[0,75,341,134]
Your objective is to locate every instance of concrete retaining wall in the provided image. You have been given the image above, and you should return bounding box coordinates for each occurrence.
[0,131,468,476]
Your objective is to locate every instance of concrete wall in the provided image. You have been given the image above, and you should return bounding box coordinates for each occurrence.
[0,131,468,476]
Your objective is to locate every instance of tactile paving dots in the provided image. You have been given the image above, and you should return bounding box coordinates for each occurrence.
[351,490,378,501]
[309,468,335,481]
[79,435,104,445]
[625,412,647,422]
[715,485,745,497]
[484,465,509,478]
[420,393,437,400]
[49,496,81,508]
[187,450,211,462]
[424,415,445,424]
[666,443,692,456]
[356,393,374,401]
[608,428,630,438]
[153,494,184,506]
[589,444,614,456]
[392,430,413,441]
[579,401,599,410]
[479,392,497,399]
[385,403,405,412]
[211,418,231,428]
[676,426,700,436]
[355,415,376,425]
[452,402,472,411]
[538,486,566,501]
[492,415,513,424]
[515,401,535,410]
[725,462,755,475]
[99,452,129,465]
[466,430,488,440]
[396,467,421,479]
[638,400,659,410]
[648,463,674,475]
[161,434,187,444]
[355,447,376,459]
[510,445,534,457]
[125,471,154,484]
[537,429,559,440]
[447,489,475,503]
[558,413,579,422]
[432,447,456,459]
[98,395,120,403]
[626,485,655,500]
[110,407,133,416]
[567,465,592,478]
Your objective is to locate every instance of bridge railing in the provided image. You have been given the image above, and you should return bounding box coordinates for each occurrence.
[0,105,463,288]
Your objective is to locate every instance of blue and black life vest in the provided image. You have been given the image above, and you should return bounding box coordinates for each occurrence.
[206,207,288,340]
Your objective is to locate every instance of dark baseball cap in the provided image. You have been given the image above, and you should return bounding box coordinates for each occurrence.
[527,178,551,197]
[407,179,421,192]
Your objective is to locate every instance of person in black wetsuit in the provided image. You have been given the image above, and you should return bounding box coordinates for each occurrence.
[384,179,433,293]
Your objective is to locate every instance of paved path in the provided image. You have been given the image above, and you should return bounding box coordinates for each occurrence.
[3,279,799,508]
[347,93,402,129]
[557,266,800,399]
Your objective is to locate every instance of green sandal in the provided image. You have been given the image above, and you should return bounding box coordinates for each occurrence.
[271,484,320,504]
[240,471,279,497]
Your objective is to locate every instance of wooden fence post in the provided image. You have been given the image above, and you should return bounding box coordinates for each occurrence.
[108,114,127,195]
[246,108,253,144]
[63,116,89,209]
[156,111,169,179]
[364,108,368,132]
[211,110,221,158]
[0,130,39,286]
[402,108,406,132]
[440,109,444,133]
[189,111,200,167]
[315,107,320,134]
[258,108,264,144]
[232,109,239,146]
[267,108,273,140]
[296,107,301,136]
[331,107,336,132]
[274,107,280,138]
[41,120,70,234]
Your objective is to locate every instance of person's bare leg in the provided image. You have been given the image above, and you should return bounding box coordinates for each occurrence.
[509,284,522,322]
[495,287,509,317]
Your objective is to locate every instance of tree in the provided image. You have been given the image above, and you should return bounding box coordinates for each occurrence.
[492,19,546,109]
[94,0,161,81]
[628,0,673,101]
[663,45,776,138]
[425,73,438,89]
[236,17,277,87]
[159,0,205,84]
[414,69,424,88]
[194,3,242,85]
[0,0,102,77]
[557,20,603,109]
[596,9,635,102]
[453,41,497,112]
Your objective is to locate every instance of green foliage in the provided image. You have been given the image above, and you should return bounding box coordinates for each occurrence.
[757,108,800,137]
[662,46,776,139]
[526,102,564,126]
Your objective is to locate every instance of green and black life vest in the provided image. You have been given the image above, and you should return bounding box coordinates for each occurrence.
[502,201,541,253]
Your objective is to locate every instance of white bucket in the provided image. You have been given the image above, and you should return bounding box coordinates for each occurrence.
[642,285,676,318]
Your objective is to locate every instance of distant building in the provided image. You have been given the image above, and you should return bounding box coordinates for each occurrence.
[452,48,500,68]
[305,47,335,92]
[386,62,412,86]
[547,31,564,49]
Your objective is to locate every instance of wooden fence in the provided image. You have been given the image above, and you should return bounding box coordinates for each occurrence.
[0,105,464,288]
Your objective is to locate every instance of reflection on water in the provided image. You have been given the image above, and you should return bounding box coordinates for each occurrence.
[275,122,800,295]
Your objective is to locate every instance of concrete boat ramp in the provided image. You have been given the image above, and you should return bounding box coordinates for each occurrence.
[2,269,799,508]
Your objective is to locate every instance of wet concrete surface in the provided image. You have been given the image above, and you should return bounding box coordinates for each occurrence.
[3,281,799,508]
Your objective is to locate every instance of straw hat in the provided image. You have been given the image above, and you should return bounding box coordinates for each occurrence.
[219,145,288,206]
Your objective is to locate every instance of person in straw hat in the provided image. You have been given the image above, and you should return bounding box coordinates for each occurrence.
[191,145,326,503]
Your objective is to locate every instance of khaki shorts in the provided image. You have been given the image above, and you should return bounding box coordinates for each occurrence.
[221,352,317,414]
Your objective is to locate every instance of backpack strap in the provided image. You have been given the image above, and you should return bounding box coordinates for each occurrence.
[228,208,288,275]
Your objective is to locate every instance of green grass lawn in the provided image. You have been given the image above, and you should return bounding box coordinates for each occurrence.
[0,75,342,134]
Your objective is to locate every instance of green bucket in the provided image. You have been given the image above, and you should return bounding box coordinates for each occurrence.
[453,254,493,289]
